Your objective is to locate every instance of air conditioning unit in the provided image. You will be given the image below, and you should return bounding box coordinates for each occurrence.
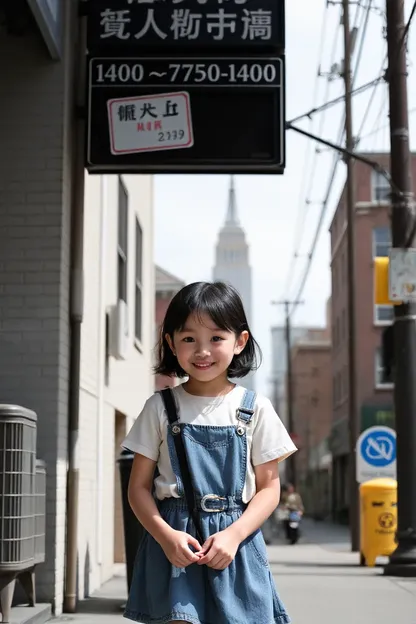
[110,299,129,360]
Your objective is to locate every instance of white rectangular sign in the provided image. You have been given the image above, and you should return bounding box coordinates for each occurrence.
[389,247,416,301]
[107,92,194,155]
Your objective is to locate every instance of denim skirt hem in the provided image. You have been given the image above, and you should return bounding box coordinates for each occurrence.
[124,609,291,624]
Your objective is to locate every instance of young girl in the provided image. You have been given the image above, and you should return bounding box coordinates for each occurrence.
[122,281,297,624]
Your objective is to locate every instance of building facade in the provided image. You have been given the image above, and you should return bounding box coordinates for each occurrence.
[155,265,185,390]
[79,173,154,596]
[0,7,154,613]
[290,329,332,518]
[213,176,255,390]
[270,325,322,426]
[329,153,416,523]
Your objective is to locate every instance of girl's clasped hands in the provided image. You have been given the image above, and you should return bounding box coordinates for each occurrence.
[159,526,241,570]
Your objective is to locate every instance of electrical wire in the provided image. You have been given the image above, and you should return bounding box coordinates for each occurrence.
[399,0,416,52]
[282,2,335,297]
[287,0,374,312]
[287,76,383,126]
[286,0,415,312]
[283,0,366,300]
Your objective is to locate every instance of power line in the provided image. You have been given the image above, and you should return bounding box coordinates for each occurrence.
[400,0,416,51]
[287,76,383,125]
[287,0,375,313]
[283,2,337,296]
[284,0,367,302]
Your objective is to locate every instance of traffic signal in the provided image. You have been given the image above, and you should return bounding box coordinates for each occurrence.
[381,324,394,384]
[374,257,391,305]
[374,256,401,306]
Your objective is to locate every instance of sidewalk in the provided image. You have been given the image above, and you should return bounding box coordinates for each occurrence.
[270,519,416,623]
[55,521,416,624]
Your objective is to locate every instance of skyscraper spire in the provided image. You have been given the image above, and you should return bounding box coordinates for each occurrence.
[225,175,240,226]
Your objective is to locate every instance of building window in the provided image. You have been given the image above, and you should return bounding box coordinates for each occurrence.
[375,305,394,324]
[372,226,391,258]
[375,347,393,388]
[118,177,128,303]
[135,218,143,343]
[372,171,390,203]
[373,227,393,324]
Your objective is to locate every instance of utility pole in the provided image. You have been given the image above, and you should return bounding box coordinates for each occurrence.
[384,0,416,577]
[342,0,360,553]
[272,300,304,486]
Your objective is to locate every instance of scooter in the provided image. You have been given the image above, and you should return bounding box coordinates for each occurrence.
[287,510,301,545]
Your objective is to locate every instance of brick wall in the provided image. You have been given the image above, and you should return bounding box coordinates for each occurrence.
[0,13,77,612]
[291,340,332,482]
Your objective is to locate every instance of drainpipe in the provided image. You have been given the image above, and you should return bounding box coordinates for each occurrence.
[96,175,108,566]
[64,3,87,613]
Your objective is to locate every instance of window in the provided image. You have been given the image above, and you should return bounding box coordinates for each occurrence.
[372,226,391,258]
[375,347,393,388]
[117,178,128,303]
[373,226,393,324]
[135,218,143,343]
[372,171,390,203]
[375,305,394,324]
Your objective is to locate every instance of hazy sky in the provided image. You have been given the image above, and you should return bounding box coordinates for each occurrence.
[154,0,416,396]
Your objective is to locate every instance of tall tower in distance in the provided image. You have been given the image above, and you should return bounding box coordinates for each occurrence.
[213,176,255,391]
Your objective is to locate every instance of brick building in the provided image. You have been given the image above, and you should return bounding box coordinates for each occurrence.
[329,152,416,523]
[290,323,332,518]
[154,266,185,390]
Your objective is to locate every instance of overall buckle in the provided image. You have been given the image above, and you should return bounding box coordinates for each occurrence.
[200,494,227,512]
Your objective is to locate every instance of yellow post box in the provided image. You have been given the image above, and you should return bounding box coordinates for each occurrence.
[359,478,397,567]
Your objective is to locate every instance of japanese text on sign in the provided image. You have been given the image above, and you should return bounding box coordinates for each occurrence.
[100,7,272,41]
[87,0,283,47]
[107,91,194,154]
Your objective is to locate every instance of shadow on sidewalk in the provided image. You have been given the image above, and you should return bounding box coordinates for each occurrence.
[75,595,125,615]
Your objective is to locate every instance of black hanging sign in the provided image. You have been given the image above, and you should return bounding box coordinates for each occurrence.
[86,56,285,174]
[86,0,285,51]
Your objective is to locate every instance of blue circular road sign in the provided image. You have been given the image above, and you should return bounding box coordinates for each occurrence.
[359,427,396,468]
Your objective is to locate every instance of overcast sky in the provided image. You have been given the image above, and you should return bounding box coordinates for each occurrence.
[153,0,416,397]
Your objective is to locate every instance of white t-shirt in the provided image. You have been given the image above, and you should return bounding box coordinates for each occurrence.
[122,384,297,503]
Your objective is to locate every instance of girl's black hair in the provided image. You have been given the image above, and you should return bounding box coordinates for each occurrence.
[154,281,262,379]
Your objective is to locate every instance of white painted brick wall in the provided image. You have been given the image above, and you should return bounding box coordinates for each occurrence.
[0,17,76,614]
[78,173,154,596]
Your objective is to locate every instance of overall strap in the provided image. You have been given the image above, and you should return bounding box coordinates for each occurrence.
[236,389,256,424]
[159,388,204,544]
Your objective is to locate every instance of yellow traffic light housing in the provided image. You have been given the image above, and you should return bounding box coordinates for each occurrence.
[374,256,401,306]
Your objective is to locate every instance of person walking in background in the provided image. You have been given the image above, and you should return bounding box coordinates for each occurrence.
[283,483,304,544]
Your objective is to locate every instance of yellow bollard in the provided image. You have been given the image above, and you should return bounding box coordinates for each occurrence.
[359,478,397,567]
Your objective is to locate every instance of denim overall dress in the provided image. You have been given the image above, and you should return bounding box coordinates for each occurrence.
[124,389,290,624]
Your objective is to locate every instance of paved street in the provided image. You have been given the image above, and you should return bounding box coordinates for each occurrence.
[55,520,416,624]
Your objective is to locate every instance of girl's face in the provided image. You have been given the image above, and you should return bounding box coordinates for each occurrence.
[166,312,248,384]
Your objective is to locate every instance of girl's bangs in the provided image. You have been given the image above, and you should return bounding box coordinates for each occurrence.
[179,291,236,333]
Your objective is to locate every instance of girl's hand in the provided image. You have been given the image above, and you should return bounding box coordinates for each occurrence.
[159,529,203,568]
[197,527,241,570]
